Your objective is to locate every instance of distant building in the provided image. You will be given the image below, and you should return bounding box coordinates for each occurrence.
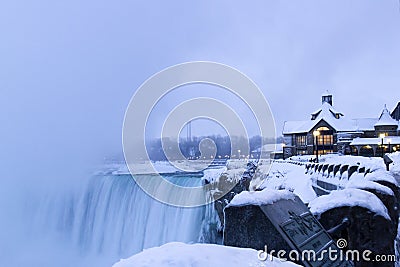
[391,102,400,121]
[282,92,400,157]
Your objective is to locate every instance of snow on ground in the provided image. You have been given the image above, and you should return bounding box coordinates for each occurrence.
[112,242,300,267]
[201,167,227,183]
[256,161,316,203]
[226,159,250,170]
[96,160,225,175]
[212,159,248,184]
[228,189,295,207]
[309,188,390,220]
[316,154,385,171]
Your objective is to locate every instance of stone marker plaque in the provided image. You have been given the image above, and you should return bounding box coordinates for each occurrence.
[260,196,353,267]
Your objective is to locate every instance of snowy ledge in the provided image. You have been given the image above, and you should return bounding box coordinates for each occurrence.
[308,188,390,220]
[345,174,394,196]
[365,170,399,186]
[228,189,296,207]
[112,242,300,267]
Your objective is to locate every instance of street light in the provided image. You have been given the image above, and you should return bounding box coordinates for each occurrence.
[379,133,385,157]
[387,138,391,153]
[313,130,320,163]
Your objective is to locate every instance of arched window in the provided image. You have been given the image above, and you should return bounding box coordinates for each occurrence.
[315,127,333,146]
[316,126,330,131]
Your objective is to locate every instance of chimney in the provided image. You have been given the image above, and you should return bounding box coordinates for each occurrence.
[322,91,332,106]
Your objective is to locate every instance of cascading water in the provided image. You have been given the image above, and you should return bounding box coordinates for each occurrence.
[12,168,222,267]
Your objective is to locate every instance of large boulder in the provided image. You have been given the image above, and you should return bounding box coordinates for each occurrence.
[346,176,398,233]
[213,161,258,228]
[223,189,296,252]
[309,188,395,267]
[223,189,352,267]
[224,204,291,252]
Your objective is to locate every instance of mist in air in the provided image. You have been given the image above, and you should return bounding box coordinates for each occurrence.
[1,0,400,266]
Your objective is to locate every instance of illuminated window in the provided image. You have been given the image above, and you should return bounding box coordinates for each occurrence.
[295,135,307,146]
[319,149,333,155]
[314,127,334,145]
[297,150,308,155]
[316,127,330,131]
[317,135,333,145]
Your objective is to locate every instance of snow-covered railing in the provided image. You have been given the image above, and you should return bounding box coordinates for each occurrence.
[305,162,373,180]
[303,155,392,196]
[271,159,306,166]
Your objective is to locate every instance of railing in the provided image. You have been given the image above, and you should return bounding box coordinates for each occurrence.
[271,159,306,166]
[304,162,380,196]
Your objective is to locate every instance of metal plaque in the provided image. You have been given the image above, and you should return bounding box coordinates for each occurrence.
[260,196,353,267]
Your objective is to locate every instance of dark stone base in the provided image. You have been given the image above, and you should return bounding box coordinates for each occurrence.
[317,206,395,267]
[223,204,291,252]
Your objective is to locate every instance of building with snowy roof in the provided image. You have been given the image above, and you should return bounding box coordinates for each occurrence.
[282,92,400,157]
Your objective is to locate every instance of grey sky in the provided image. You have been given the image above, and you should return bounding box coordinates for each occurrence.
[1,0,400,172]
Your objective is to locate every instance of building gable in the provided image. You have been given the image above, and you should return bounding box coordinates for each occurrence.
[391,102,400,121]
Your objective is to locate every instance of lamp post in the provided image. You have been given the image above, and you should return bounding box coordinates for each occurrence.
[379,133,385,157]
[313,130,320,163]
[282,143,286,160]
[387,138,391,153]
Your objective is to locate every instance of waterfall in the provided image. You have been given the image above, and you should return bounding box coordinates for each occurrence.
[14,171,220,267]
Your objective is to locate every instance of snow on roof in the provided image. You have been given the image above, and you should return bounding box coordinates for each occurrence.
[329,107,343,116]
[308,188,390,220]
[375,105,399,127]
[350,136,400,146]
[346,174,394,196]
[113,242,300,267]
[283,117,379,134]
[283,120,309,134]
[252,144,280,153]
[283,101,372,134]
[353,118,377,131]
[391,102,400,119]
[312,102,344,119]
[349,137,379,146]
[228,188,295,207]
[283,117,354,134]
[282,96,400,135]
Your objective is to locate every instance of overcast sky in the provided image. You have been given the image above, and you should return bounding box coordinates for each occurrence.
[1,1,400,172]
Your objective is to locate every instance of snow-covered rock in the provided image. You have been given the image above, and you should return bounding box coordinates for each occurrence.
[257,161,316,203]
[365,170,398,186]
[388,152,400,178]
[228,189,295,207]
[112,242,300,267]
[309,188,390,220]
[201,167,227,183]
[346,174,394,196]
